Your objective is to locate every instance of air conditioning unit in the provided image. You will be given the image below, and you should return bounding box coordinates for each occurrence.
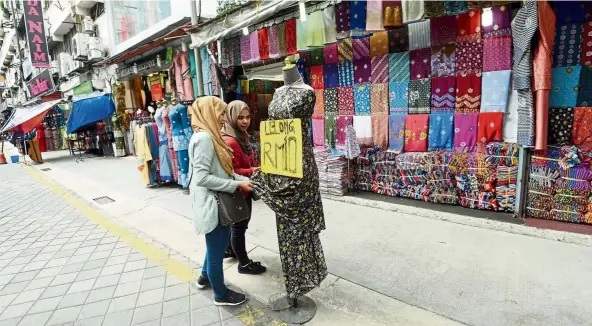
[58,52,72,78]
[72,33,89,61]
[68,60,84,75]
[83,16,94,34]
[50,60,60,76]
[87,37,104,61]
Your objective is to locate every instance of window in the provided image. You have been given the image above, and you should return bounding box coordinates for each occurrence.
[110,0,171,45]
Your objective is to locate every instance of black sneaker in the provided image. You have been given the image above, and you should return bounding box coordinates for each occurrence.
[238,260,267,275]
[215,289,247,306]
[224,249,236,259]
[193,276,210,289]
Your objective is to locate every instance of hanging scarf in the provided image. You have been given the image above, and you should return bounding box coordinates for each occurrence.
[353,115,373,146]
[408,78,431,114]
[353,37,370,60]
[554,1,585,24]
[268,25,280,59]
[581,22,592,66]
[350,0,368,37]
[431,44,456,78]
[389,52,410,81]
[372,114,389,149]
[371,84,389,114]
[481,70,511,112]
[453,112,478,152]
[428,113,454,150]
[323,6,337,44]
[366,0,384,32]
[312,115,325,147]
[408,20,430,50]
[578,66,592,106]
[553,23,583,68]
[354,58,371,84]
[477,112,504,144]
[410,48,431,80]
[338,87,355,115]
[388,114,406,152]
[383,0,403,28]
[431,76,456,113]
[240,34,251,64]
[572,107,592,154]
[444,0,468,16]
[324,88,338,115]
[311,65,325,90]
[430,16,456,46]
[323,43,338,64]
[285,18,297,55]
[354,84,371,115]
[456,39,483,75]
[455,73,482,113]
[402,0,424,23]
[404,114,429,152]
[482,5,511,38]
[388,26,409,53]
[424,1,445,18]
[547,107,574,145]
[222,100,253,158]
[336,116,353,149]
[325,115,337,149]
[338,61,354,86]
[456,9,481,42]
[371,55,389,84]
[323,63,339,88]
[483,35,512,72]
[370,31,389,58]
[338,39,353,62]
[389,81,409,114]
[335,1,351,39]
[314,89,324,115]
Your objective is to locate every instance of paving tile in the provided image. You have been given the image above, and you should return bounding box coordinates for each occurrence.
[40,284,70,299]
[119,271,144,284]
[50,272,78,286]
[123,260,147,273]
[0,265,25,277]
[126,253,145,263]
[0,275,14,287]
[190,294,213,310]
[105,255,128,267]
[82,259,107,272]
[68,254,92,265]
[131,302,162,325]
[46,305,83,325]
[23,276,53,290]
[142,267,166,279]
[102,309,134,326]
[86,286,116,304]
[113,281,142,298]
[10,288,44,305]
[9,256,33,266]
[136,288,164,307]
[166,273,185,286]
[190,305,222,326]
[58,290,90,309]
[77,299,110,320]
[221,317,246,326]
[19,260,47,273]
[73,315,104,326]
[43,257,69,269]
[75,268,102,282]
[35,266,63,279]
[163,296,189,318]
[164,283,190,302]
[140,276,165,293]
[93,275,120,289]
[0,282,30,296]
[10,271,39,284]
[88,251,110,261]
[0,293,17,308]
[53,249,77,259]
[28,296,63,314]
[100,264,124,277]
[0,301,35,320]
[0,317,21,326]
[107,293,137,313]
[67,279,95,294]
[163,311,191,326]
[17,311,53,326]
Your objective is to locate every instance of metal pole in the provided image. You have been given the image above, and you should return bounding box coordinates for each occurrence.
[191,0,205,97]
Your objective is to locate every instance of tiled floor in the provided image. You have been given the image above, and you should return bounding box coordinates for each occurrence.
[0,164,244,326]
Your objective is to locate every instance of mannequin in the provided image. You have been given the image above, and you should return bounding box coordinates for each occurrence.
[251,58,327,323]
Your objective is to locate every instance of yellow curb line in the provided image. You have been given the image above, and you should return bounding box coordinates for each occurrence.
[21,164,285,326]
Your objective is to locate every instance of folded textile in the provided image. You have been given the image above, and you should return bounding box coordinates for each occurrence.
[431,44,455,77]
[388,26,410,53]
[353,37,371,60]
[456,9,481,42]
[478,112,504,144]
[456,39,483,75]
[454,112,479,152]
[428,113,454,150]
[370,31,389,57]
[553,23,582,68]
[548,107,574,145]
[354,84,372,115]
[389,114,406,152]
[338,39,353,62]
[404,114,429,152]
[424,1,445,18]
[354,58,372,84]
[456,73,482,113]
[371,84,389,114]
[311,48,324,66]
[371,55,389,84]
[323,43,339,64]
[324,63,339,88]
[338,61,354,87]
[408,20,431,50]
[383,0,403,28]
[483,35,512,72]
[482,5,511,38]
[335,1,351,39]
[572,107,592,153]
[402,0,425,23]
[372,114,389,148]
[408,79,431,114]
[314,89,324,115]
[481,70,511,112]
[354,115,373,146]
[350,0,369,37]
[444,0,468,16]
[324,88,338,115]
[550,66,582,108]
[389,52,411,81]
[431,76,456,112]
[430,16,456,46]
[389,81,409,114]
[581,22,592,66]
[338,87,355,115]
[311,65,324,90]
[410,48,432,80]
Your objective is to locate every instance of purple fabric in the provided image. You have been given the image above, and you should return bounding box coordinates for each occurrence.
[353,37,370,60]
[354,58,372,84]
[388,114,406,152]
[431,44,456,77]
[324,63,339,88]
[454,112,479,152]
[324,44,339,64]
[482,5,512,38]
[410,48,431,80]
[249,31,260,62]
[335,1,351,39]
[371,55,389,84]
[431,76,456,112]
[430,16,456,46]
[241,35,251,64]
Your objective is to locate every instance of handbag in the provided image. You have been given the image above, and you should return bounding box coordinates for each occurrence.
[215,189,250,226]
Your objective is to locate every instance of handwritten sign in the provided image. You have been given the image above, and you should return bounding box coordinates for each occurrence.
[260,119,303,179]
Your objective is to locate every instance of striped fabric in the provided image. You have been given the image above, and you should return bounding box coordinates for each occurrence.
[371,84,389,114]
[372,114,390,148]
[408,20,431,50]
[371,55,389,84]
[338,39,353,62]
[389,52,410,81]
[353,37,370,60]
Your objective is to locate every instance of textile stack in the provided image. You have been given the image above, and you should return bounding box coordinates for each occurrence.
[372,151,398,196]
[314,148,350,196]
[353,148,374,192]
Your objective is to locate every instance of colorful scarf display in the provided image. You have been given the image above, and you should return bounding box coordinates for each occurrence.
[338,39,353,62]
[581,22,592,66]
[338,61,354,86]
[312,115,325,147]
[389,81,409,114]
[404,114,429,152]
[354,84,371,115]
[456,9,481,42]
[371,84,389,114]
[336,115,353,149]
[388,26,409,53]
[370,31,389,57]
[481,70,511,112]
[430,16,456,46]
[478,112,504,144]
[277,22,287,57]
[428,113,454,150]
[483,35,512,72]
[553,23,583,68]
[389,52,411,81]
[571,107,592,153]
[408,78,431,114]
[324,63,339,88]
[410,48,432,80]
[408,20,431,50]
[431,44,455,77]
[371,55,389,84]
[338,86,355,115]
[455,73,482,113]
[311,65,325,90]
[268,25,280,59]
[482,5,511,38]
[240,35,251,64]
[550,66,582,108]
[547,107,574,145]
[431,76,456,112]
[454,112,479,152]
[249,31,260,62]
[383,0,403,28]
[456,39,483,75]
[389,114,406,152]
[372,114,390,148]
[354,115,373,146]
[257,28,270,60]
[324,88,338,115]
[577,66,592,106]
[335,1,351,39]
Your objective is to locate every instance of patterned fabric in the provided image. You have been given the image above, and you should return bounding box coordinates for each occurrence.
[483,35,512,72]
[383,0,403,28]
[324,88,338,115]
[402,0,424,23]
[516,89,534,146]
[312,115,325,147]
[324,63,339,88]
[335,1,351,39]
[424,1,445,18]
[338,39,353,62]
[408,78,431,114]
[277,22,287,57]
[353,115,373,146]
[408,20,431,50]
[370,31,389,57]
[258,28,270,60]
[481,70,511,112]
[297,57,312,85]
[338,87,355,115]
[428,113,454,150]
[388,114,406,152]
[268,25,280,58]
[325,115,337,149]
[372,115,389,148]
[353,37,370,60]
[444,0,468,16]
[338,61,354,86]
[241,35,251,64]
[323,44,339,64]
[478,112,504,144]
[554,1,585,24]
[336,116,353,149]
[314,89,324,115]
[298,50,311,66]
[431,76,456,112]
[354,84,371,115]
[456,9,481,42]
[388,26,409,53]
[371,84,389,114]
[354,58,372,84]
[456,73,482,113]
[430,16,456,46]
[389,52,410,81]
[548,107,574,145]
[285,18,297,55]
[456,39,483,75]
[311,65,325,90]
[311,48,324,66]
[511,0,538,90]
[431,44,455,77]
[389,81,409,114]
[410,48,432,80]
[572,107,592,153]
[249,31,260,62]
[453,112,478,152]
[404,114,429,152]
[550,66,582,108]
[578,66,592,106]
[553,23,583,68]
[482,5,511,38]
[581,22,592,66]
[371,55,389,83]
[350,0,368,37]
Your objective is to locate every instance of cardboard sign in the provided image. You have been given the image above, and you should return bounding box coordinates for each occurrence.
[260,119,303,179]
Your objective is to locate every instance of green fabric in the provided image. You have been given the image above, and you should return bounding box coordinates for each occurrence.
[188,50,199,97]
[296,17,308,51]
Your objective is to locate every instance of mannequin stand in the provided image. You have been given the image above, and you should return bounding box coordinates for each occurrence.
[269,292,317,324]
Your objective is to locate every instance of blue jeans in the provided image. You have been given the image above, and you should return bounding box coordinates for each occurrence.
[201,223,230,298]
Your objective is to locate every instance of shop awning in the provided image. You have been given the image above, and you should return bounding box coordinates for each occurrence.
[66,92,115,134]
[0,99,62,133]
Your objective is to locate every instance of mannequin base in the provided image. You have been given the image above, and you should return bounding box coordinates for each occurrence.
[269,293,317,324]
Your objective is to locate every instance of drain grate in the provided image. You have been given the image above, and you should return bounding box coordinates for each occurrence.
[40,168,51,171]
[93,196,115,205]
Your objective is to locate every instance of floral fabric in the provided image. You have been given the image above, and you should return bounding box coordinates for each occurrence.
[323,44,339,64]
[389,81,409,114]
[453,112,478,152]
[388,26,409,53]
[338,61,354,86]
[548,107,574,145]
[240,35,251,64]
[408,78,431,114]
[249,31,260,62]
[408,20,431,50]
[444,0,468,16]
[354,84,372,115]
[371,55,389,84]
[353,37,370,60]
[410,48,432,80]
[431,76,456,112]
[370,31,389,57]
[456,39,483,75]
[550,66,582,108]
[456,9,481,42]
[481,70,511,112]
[336,116,353,149]
[388,114,406,152]
[324,63,339,88]
[430,16,456,46]
[371,84,389,114]
[311,65,325,90]
[314,89,324,115]
[389,52,410,81]
[553,23,583,68]
[581,22,592,66]
[483,35,512,72]
[268,25,280,58]
[404,114,429,152]
[372,115,390,148]
[338,87,355,115]
[578,66,592,106]
[431,44,456,77]
[324,88,338,115]
[456,73,482,113]
[285,18,297,55]
[477,112,504,144]
[335,1,351,39]
[482,5,511,38]
[424,1,445,18]
[338,39,353,62]
[350,0,368,37]
[428,113,454,150]
[258,28,270,60]
[277,22,287,57]
[354,58,372,84]
[572,107,592,153]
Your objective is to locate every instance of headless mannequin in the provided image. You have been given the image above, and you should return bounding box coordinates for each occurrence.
[282,58,313,90]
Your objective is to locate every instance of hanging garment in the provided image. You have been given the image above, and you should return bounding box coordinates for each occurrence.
[404,114,429,152]
[430,16,456,46]
[456,9,481,42]
[444,0,468,16]
[130,76,145,109]
[388,26,409,53]
[338,86,355,115]
[296,16,308,51]
[402,0,424,23]
[323,63,339,88]
[335,1,351,39]
[350,0,368,37]
[277,23,287,57]
[482,5,512,38]
[578,66,592,106]
[154,108,174,181]
[312,115,325,147]
[172,52,195,101]
[431,76,456,113]
[456,39,483,75]
[410,48,431,80]
[371,55,389,84]
[323,6,337,44]
[481,70,511,112]
[284,19,297,55]
[354,84,372,115]
[353,115,373,146]
[336,116,353,149]
[314,90,324,115]
[553,23,583,68]
[324,88,338,115]
[168,105,192,187]
[307,10,326,47]
[581,22,592,66]
[389,81,409,114]
[338,39,353,62]
[112,115,126,157]
[388,114,406,152]
[431,44,456,77]
[408,20,430,50]
[383,0,403,28]
[550,66,582,108]
[258,28,270,60]
[354,58,371,84]
[428,113,454,150]
[424,1,445,18]
[572,107,592,153]
[483,35,512,72]
[268,25,280,59]
[249,31,260,62]
[453,112,478,152]
[455,73,482,113]
[36,125,47,153]
[370,31,389,58]
[311,65,325,90]
[389,52,410,81]
[371,84,389,114]
[134,125,153,185]
[311,48,324,66]
[547,107,574,145]
[372,114,389,148]
[325,115,337,149]
[408,78,431,114]
[345,124,362,159]
[324,44,339,64]
[366,0,384,32]
[338,61,354,86]
[477,112,504,144]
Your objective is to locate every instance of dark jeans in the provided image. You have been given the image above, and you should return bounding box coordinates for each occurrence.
[229,196,253,266]
[202,222,230,298]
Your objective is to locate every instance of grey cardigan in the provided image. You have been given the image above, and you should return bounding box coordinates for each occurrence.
[188,131,248,235]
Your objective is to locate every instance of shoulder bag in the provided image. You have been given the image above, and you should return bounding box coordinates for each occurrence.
[215,189,250,226]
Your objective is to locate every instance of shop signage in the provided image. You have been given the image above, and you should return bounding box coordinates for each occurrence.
[260,119,303,178]
[26,69,54,98]
[116,58,159,79]
[23,0,50,68]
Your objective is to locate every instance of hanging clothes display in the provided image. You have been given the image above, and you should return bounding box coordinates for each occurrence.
[168,104,192,187]
[155,107,175,182]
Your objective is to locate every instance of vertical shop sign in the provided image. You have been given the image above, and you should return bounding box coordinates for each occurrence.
[260,119,303,178]
[23,0,50,68]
